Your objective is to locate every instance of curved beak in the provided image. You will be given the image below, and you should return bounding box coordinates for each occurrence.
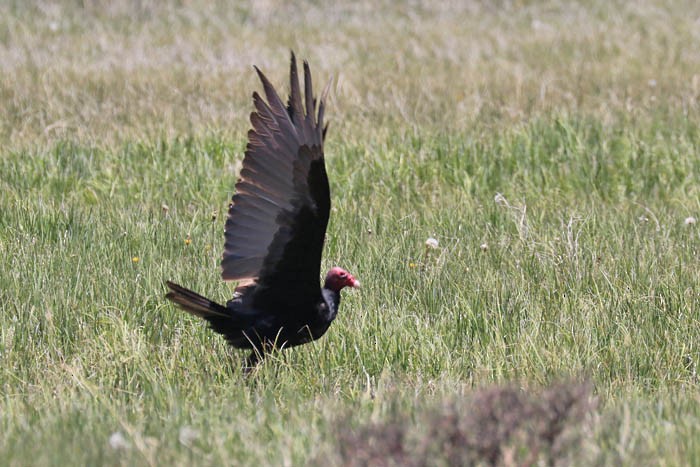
[351,278,361,289]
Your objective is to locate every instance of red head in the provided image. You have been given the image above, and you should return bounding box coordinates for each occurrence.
[324,267,360,293]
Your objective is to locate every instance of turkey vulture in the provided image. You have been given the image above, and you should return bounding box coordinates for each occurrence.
[165,53,359,369]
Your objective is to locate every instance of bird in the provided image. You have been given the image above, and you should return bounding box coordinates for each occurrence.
[165,53,359,370]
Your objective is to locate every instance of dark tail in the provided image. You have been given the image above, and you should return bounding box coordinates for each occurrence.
[165,281,262,368]
[165,281,229,319]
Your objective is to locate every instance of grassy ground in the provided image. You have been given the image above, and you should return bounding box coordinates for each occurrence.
[2,0,700,465]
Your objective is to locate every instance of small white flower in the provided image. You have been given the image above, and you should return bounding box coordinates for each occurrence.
[480,243,488,251]
[109,431,130,450]
[685,216,697,226]
[425,237,439,249]
[179,426,199,446]
[638,215,649,223]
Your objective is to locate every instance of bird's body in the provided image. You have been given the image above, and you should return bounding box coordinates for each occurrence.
[165,54,358,369]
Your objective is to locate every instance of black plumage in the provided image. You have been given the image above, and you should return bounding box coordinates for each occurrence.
[165,53,359,369]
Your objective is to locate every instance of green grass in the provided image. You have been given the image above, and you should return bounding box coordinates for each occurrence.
[2,0,700,465]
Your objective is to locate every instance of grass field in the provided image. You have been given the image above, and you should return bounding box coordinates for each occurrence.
[2,0,700,465]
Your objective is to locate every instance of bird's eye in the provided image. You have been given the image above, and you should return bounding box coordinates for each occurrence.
[339,272,347,278]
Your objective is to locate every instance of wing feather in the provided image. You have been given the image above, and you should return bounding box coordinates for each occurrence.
[289,54,304,125]
[240,163,293,195]
[235,182,291,210]
[221,52,330,310]
[254,67,300,144]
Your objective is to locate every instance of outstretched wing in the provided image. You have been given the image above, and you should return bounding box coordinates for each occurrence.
[221,53,330,310]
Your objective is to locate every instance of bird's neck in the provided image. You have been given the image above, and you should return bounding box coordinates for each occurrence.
[321,287,341,320]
